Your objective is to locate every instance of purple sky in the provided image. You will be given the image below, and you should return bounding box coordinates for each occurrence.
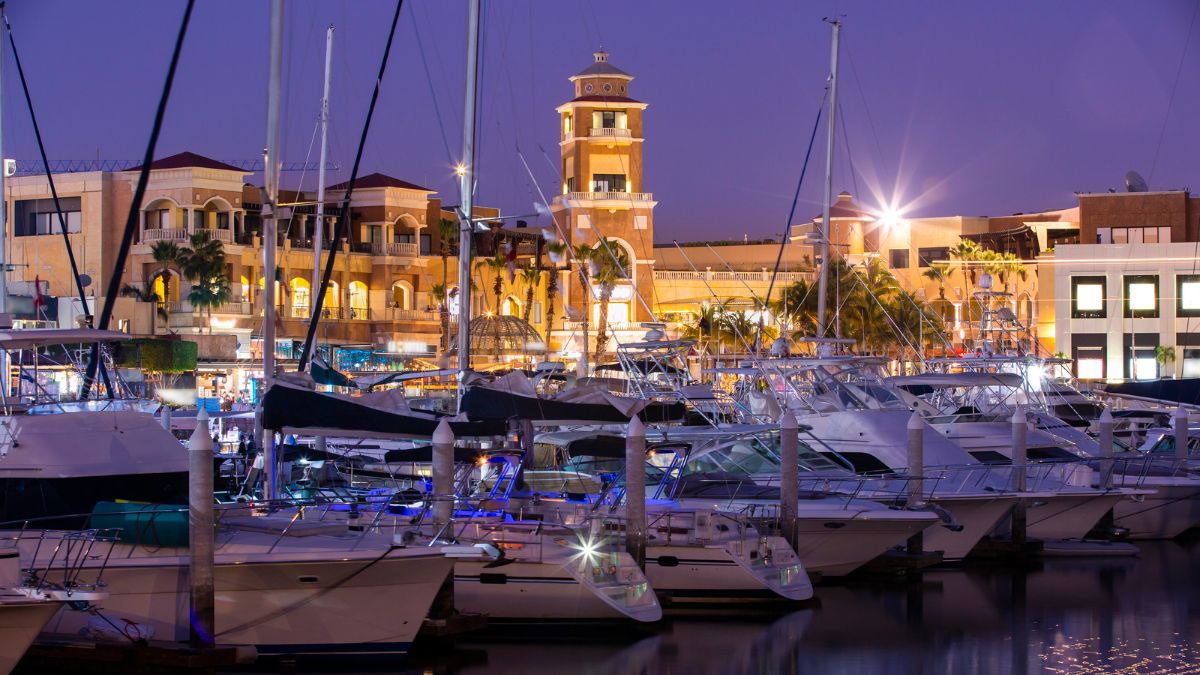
[5,1,1200,240]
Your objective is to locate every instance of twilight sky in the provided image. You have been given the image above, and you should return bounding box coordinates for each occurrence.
[4,1,1200,241]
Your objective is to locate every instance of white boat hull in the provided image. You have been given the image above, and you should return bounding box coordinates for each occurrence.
[791,511,933,577]
[1109,478,1200,539]
[922,495,1016,561]
[41,551,453,655]
[0,597,59,675]
[1025,491,1126,540]
[645,536,813,601]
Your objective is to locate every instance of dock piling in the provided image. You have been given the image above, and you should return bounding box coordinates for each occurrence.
[779,410,799,548]
[188,407,215,648]
[432,419,455,531]
[625,416,647,569]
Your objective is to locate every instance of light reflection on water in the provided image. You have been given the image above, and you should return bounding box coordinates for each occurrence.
[419,536,1200,675]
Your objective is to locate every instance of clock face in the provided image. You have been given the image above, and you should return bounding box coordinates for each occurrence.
[585,83,594,93]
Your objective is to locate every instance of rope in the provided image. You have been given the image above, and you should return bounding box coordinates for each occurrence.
[297,0,406,372]
[80,0,195,400]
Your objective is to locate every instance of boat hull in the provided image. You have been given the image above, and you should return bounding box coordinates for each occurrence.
[41,551,453,655]
[0,598,59,675]
[645,536,813,602]
[1109,478,1200,539]
[791,511,933,577]
[1025,491,1126,540]
[922,495,1016,561]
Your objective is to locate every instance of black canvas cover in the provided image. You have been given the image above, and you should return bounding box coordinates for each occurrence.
[1104,378,1200,406]
[460,386,686,423]
[262,385,505,438]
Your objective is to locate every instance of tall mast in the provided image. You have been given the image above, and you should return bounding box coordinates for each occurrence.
[259,0,284,501]
[815,18,840,339]
[313,25,333,297]
[0,4,6,319]
[456,0,481,399]
[262,0,283,388]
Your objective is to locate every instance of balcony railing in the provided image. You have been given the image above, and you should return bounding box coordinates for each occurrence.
[562,321,645,332]
[589,127,632,139]
[652,270,810,283]
[143,228,189,243]
[377,307,444,322]
[561,191,654,202]
[371,241,419,257]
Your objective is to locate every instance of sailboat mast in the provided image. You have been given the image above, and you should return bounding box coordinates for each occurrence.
[0,4,6,319]
[313,25,333,296]
[262,0,283,386]
[815,18,840,339]
[456,0,481,399]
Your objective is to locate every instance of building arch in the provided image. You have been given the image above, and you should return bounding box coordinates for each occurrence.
[143,197,182,230]
[349,280,368,319]
[290,277,311,316]
[151,270,182,303]
[501,295,521,317]
[391,279,413,309]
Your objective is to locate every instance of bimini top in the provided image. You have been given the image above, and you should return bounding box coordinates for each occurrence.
[0,328,131,351]
[885,372,1024,389]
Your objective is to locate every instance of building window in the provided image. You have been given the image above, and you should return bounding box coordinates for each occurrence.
[1183,348,1200,378]
[889,249,910,269]
[576,214,591,230]
[592,110,627,129]
[917,247,950,268]
[1102,226,1171,245]
[1177,275,1200,318]
[1126,344,1158,380]
[15,197,82,236]
[591,174,626,192]
[1071,276,1106,319]
[1123,274,1159,318]
[420,234,432,256]
[1074,348,1105,380]
[563,113,572,135]
[634,215,648,230]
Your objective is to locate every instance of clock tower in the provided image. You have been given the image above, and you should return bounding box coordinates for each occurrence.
[551,49,657,338]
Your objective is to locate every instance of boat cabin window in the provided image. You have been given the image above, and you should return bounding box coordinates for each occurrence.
[969,451,1012,465]
[818,451,894,475]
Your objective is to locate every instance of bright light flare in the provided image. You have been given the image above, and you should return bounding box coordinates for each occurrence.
[454,164,467,177]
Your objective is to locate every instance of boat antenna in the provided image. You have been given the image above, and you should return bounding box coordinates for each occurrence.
[297,0,406,372]
[81,0,195,400]
[815,17,841,339]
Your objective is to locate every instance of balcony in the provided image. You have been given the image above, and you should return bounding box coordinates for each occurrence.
[555,191,655,210]
[588,127,633,145]
[371,241,420,257]
[143,228,190,244]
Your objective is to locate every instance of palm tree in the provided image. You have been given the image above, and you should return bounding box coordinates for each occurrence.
[922,263,954,300]
[772,279,818,337]
[543,240,568,346]
[590,241,631,362]
[180,230,229,332]
[682,300,730,352]
[475,252,507,314]
[149,240,185,309]
[951,238,981,296]
[1156,345,1177,379]
[431,282,450,353]
[519,264,542,325]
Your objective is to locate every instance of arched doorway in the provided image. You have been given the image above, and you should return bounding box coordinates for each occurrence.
[349,281,368,319]
[391,280,413,309]
[290,278,311,317]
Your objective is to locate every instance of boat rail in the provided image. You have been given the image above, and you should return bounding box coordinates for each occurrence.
[1,527,121,598]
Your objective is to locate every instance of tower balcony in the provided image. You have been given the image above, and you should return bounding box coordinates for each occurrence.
[587,127,634,145]
[554,191,656,210]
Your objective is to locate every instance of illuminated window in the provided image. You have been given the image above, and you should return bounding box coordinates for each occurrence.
[502,296,520,317]
[1123,275,1158,318]
[1076,357,1104,380]
[1130,356,1157,380]
[1071,277,1106,319]
[290,278,311,317]
[349,281,368,319]
[1178,275,1200,317]
[563,113,572,135]
[1183,349,1200,378]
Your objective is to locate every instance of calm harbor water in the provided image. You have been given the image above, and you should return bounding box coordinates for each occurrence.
[397,536,1200,675]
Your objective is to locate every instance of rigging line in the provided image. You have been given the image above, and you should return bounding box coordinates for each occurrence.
[761,91,826,345]
[837,102,860,201]
[297,0,406,372]
[3,10,93,317]
[409,3,455,165]
[842,34,888,183]
[1149,0,1200,184]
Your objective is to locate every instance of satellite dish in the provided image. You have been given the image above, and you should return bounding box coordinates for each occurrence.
[1125,170,1149,193]
[78,274,93,288]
